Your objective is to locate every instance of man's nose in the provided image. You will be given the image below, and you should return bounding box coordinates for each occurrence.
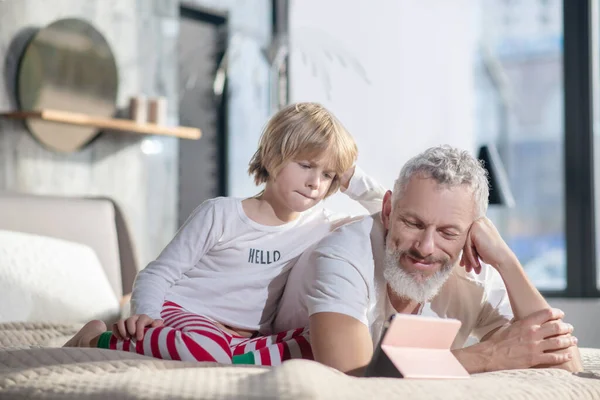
[415,228,435,256]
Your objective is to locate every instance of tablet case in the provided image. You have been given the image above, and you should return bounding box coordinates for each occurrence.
[364,314,470,379]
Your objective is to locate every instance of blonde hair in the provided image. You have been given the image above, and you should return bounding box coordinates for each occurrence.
[248,102,357,198]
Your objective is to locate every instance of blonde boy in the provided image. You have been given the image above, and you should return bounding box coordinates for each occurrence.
[65,103,386,365]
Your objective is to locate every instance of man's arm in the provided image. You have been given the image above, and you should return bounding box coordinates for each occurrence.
[485,254,582,372]
[309,312,373,376]
[300,220,377,374]
[461,218,582,372]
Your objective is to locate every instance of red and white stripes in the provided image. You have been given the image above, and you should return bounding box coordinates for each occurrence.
[107,301,312,365]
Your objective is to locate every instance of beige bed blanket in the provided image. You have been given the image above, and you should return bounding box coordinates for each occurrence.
[1,322,599,400]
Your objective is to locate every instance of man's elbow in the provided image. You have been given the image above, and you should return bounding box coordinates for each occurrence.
[309,312,374,374]
[311,337,372,374]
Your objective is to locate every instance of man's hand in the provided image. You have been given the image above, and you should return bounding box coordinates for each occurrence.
[484,308,576,371]
[112,314,164,341]
[460,217,515,274]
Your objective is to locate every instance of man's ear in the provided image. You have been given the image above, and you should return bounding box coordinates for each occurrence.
[381,190,393,230]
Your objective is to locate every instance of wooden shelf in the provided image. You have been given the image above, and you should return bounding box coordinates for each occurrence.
[0,109,202,140]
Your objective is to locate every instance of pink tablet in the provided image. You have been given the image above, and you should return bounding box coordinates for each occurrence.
[364,314,470,379]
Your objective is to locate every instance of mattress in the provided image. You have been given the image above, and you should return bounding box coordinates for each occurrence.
[1,322,599,400]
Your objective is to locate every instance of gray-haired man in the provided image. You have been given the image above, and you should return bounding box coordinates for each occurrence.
[275,145,581,375]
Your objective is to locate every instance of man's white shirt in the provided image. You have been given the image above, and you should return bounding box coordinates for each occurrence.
[275,214,514,349]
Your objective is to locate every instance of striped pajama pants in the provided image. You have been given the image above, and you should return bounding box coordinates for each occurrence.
[100,301,313,366]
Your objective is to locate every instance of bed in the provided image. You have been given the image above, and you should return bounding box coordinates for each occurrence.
[1,192,599,399]
[1,325,599,400]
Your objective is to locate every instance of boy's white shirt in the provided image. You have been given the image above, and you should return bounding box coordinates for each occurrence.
[130,167,387,333]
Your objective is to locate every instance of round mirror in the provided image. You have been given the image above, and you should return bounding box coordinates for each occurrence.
[17,18,119,153]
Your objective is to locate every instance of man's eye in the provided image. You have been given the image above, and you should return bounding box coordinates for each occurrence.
[299,163,311,169]
[440,230,459,239]
[323,173,334,179]
[405,220,419,228]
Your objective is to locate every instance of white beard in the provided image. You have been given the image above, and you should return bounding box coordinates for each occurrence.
[382,248,455,304]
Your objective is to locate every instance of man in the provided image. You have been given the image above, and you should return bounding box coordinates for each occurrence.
[274,145,582,375]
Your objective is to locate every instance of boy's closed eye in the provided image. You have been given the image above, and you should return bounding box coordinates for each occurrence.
[296,160,336,180]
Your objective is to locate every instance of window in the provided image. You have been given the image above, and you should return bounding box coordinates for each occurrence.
[288,0,598,296]
[476,0,566,291]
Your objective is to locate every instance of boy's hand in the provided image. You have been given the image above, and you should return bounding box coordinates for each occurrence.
[339,165,356,191]
[112,314,164,341]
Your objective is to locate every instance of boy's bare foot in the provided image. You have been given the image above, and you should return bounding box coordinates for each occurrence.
[63,320,107,347]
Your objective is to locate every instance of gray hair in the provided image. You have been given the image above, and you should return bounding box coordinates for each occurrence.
[392,145,489,217]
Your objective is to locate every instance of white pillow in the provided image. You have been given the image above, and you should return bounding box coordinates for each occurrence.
[0,229,120,323]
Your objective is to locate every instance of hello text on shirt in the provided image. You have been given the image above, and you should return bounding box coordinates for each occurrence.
[248,248,281,264]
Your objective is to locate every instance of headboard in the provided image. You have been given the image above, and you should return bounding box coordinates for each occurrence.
[0,191,138,299]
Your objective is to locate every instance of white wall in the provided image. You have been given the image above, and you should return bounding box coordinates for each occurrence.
[289,0,600,349]
[290,0,477,215]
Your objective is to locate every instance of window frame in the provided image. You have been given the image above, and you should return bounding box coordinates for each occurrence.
[558,0,600,298]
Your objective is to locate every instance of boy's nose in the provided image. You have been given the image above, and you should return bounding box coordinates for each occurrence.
[306,173,320,189]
